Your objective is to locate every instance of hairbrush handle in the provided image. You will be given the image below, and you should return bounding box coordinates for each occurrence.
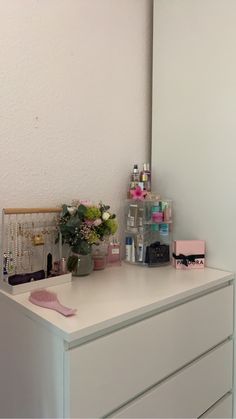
[55,303,77,317]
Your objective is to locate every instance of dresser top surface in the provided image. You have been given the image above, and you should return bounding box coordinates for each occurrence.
[0,264,233,342]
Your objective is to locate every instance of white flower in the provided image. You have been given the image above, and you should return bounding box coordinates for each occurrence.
[102,212,110,221]
[93,218,102,226]
[67,206,77,215]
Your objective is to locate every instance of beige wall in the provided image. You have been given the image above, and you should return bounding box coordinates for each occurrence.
[152,0,236,270]
[0,0,153,227]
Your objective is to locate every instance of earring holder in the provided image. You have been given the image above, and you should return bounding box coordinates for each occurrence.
[1,207,71,295]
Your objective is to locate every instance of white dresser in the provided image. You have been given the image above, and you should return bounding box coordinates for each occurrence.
[0,265,234,418]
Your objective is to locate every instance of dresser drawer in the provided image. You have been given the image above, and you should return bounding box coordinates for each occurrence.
[68,285,233,418]
[200,393,233,418]
[113,340,233,418]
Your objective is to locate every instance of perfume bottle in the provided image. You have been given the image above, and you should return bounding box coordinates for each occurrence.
[107,237,121,266]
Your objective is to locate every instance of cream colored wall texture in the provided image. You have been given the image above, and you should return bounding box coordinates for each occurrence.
[0,0,152,227]
[152,0,236,271]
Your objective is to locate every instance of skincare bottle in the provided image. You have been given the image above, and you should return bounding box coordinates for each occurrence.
[127,204,138,230]
[140,163,151,191]
[138,207,144,228]
[137,235,144,262]
[125,237,132,262]
[163,202,172,222]
[59,257,67,275]
[151,202,161,232]
[131,237,136,263]
[128,164,140,198]
[131,164,140,182]
[159,223,169,236]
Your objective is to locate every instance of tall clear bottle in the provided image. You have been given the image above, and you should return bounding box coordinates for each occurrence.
[140,163,151,192]
[128,164,140,198]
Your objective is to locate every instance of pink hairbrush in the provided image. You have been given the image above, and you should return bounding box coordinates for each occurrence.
[29,289,77,317]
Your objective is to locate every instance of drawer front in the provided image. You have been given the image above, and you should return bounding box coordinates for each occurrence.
[68,285,233,418]
[200,393,233,418]
[113,341,233,418]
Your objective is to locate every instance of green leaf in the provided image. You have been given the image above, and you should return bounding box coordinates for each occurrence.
[77,204,87,219]
[66,214,81,228]
[61,204,69,217]
[78,241,91,255]
[67,255,79,272]
[60,224,74,235]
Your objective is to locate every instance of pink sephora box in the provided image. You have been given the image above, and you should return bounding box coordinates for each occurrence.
[172,240,205,269]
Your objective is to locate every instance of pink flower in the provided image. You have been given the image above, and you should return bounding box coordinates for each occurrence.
[79,199,93,207]
[85,220,93,227]
[130,186,147,201]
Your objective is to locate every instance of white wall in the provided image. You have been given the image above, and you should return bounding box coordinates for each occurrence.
[0,0,153,226]
[152,0,236,271]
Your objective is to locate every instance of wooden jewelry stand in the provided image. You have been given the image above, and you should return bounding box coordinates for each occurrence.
[0,207,71,295]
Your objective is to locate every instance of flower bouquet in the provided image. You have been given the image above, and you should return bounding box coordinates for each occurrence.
[57,200,118,274]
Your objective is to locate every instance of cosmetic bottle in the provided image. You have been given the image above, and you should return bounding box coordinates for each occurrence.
[159,223,169,236]
[138,207,144,229]
[151,202,161,232]
[127,204,138,230]
[131,164,140,183]
[59,257,67,275]
[140,163,151,191]
[128,164,140,198]
[107,237,121,266]
[131,237,136,262]
[53,261,60,274]
[137,235,144,262]
[125,237,132,262]
[163,202,172,222]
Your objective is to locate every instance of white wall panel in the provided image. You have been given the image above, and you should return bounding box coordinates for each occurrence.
[152,0,236,271]
[0,0,152,228]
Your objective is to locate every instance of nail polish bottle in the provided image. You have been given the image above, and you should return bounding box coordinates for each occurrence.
[107,237,121,266]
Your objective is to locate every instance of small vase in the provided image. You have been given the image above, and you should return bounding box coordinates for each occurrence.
[67,253,94,277]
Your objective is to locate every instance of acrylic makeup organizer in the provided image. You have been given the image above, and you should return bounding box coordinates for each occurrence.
[124,198,173,267]
[0,207,71,295]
